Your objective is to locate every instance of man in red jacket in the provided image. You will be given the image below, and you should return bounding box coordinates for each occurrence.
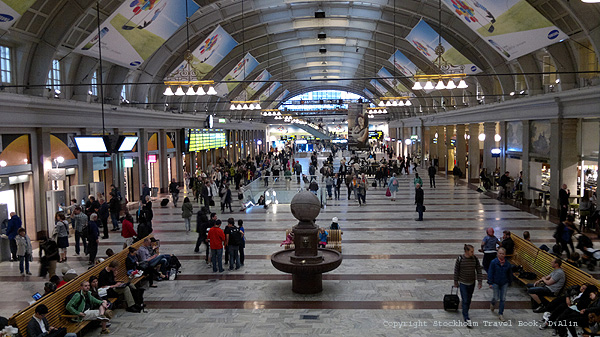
[207,220,225,272]
[120,213,136,247]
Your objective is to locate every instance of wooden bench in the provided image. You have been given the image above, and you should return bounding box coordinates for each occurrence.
[8,235,152,337]
[510,234,600,300]
[283,228,342,253]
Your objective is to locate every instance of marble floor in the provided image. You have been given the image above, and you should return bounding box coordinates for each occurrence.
[0,157,592,336]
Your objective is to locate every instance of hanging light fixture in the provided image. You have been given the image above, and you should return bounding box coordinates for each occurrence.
[446,80,456,90]
[412,81,423,90]
[423,81,435,90]
[163,0,217,98]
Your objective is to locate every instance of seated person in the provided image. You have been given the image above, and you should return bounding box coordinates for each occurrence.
[552,285,599,337]
[126,247,155,287]
[98,260,142,313]
[49,275,66,289]
[500,230,514,255]
[527,258,566,311]
[566,252,581,268]
[27,304,77,337]
[65,281,111,335]
[318,228,328,248]
[137,238,170,279]
[89,275,107,301]
[105,249,115,257]
[538,284,591,326]
[42,282,57,298]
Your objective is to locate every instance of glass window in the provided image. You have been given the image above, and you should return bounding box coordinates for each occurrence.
[90,71,98,96]
[282,90,364,111]
[46,59,61,91]
[0,45,12,83]
[121,85,127,102]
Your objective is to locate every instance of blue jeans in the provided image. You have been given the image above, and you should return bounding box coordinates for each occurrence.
[492,283,509,314]
[110,212,119,229]
[211,248,224,272]
[184,217,191,232]
[326,185,332,197]
[459,283,475,321]
[228,245,240,270]
[149,254,169,274]
[74,231,88,255]
[18,254,30,274]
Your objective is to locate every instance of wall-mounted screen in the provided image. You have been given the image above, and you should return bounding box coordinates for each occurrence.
[74,136,108,152]
[117,136,138,152]
[187,129,227,152]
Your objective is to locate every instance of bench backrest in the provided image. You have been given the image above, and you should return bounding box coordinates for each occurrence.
[8,235,150,337]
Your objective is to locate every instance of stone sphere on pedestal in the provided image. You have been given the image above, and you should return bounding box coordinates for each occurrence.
[290,191,321,222]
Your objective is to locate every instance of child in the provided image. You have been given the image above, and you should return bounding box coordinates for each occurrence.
[318,228,328,248]
[281,232,294,247]
[16,228,33,276]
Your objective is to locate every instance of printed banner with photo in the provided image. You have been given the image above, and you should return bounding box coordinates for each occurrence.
[377,67,411,95]
[370,79,392,97]
[269,89,289,109]
[169,25,238,80]
[0,0,36,30]
[363,88,375,100]
[76,0,199,69]
[442,0,567,60]
[215,52,259,97]
[244,69,271,98]
[388,50,421,80]
[259,81,281,101]
[348,103,369,151]
[406,19,480,75]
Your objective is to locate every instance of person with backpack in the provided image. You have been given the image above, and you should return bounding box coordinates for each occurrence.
[330,217,341,231]
[225,218,243,271]
[65,281,111,334]
[87,214,100,265]
[453,244,483,328]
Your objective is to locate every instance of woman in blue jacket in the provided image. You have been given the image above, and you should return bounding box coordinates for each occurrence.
[487,247,512,322]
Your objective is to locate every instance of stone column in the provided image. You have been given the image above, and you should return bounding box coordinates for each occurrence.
[445,125,453,176]
[138,129,148,197]
[499,122,507,174]
[522,121,531,205]
[468,123,481,183]
[437,126,446,173]
[111,128,125,191]
[77,128,94,185]
[456,124,466,178]
[483,122,496,174]
[430,126,438,168]
[174,130,183,183]
[549,118,578,215]
[31,128,52,237]
[418,122,425,168]
[158,129,168,193]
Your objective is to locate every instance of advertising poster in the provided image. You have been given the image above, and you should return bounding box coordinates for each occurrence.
[259,81,281,101]
[377,67,411,95]
[76,0,200,69]
[370,79,392,97]
[215,52,259,96]
[406,19,480,74]
[442,0,567,60]
[169,25,238,80]
[245,69,271,98]
[388,50,420,79]
[506,121,523,152]
[363,88,375,100]
[0,0,36,30]
[348,103,369,151]
[269,89,289,109]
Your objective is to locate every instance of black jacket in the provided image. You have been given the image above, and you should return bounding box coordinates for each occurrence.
[428,166,437,177]
[415,187,424,205]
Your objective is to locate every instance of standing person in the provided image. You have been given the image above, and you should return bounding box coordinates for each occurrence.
[453,166,463,187]
[181,197,193,234]
[415,183,424,221]
[453,244,483,328]
[207,220,225,273]
[169,178,180,207]
[345,172,354,200]
[141,183,151,202]
[428,163,437,188]
[487,247,512,322]
[225,218,242,271]
[194,209,211,263]
[108,192,121,232]
[142,195,154,231]
[70,206,88,256]
[388,173,399,201]
[16,228,33,276]
[39,237,59,278]
[238,219,245,266]
[357,174,368,206]
[87,214,100,265]
[54,212,69,263]
[7,212,21,261]
[325,175,333,200]
[97,198,109,240]
[413,173,423,187]
[555,215,577,259]
[201,180,211,212]
[559,184,570,222]
[480,228,500,272]
[120,213,136,247]
[294,161,302,184]
[333,173,341,200]
[284,167,292,190]
[221,185,233,213]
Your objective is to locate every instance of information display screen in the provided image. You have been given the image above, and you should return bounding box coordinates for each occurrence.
[187,129,227,151]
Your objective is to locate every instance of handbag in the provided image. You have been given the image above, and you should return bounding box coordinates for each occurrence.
[385,188,391,197]
[209,199,215,206]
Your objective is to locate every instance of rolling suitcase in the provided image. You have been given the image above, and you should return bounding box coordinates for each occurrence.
[160,198,170,207]
[443,286,460,311]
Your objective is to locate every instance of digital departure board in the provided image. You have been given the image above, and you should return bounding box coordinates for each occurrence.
[187,129,227,151]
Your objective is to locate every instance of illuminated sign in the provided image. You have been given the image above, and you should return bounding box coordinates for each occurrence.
[332,139,348,143]
[368,131,384,140]
[123,158,134,168]
[147,154,157,163]
[295,139,308,144]
[491,148,501,157]
[188,129,227,151]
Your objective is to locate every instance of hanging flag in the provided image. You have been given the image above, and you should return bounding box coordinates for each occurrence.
[259,81,281,101]
[215,52,259,96]
[0,0,36,31]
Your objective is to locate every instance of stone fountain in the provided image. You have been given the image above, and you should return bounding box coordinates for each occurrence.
[271,191,342,294]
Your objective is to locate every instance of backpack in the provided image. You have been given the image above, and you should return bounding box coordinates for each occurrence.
[229,227,243,246]
[330,223,340,230]
[169,255,182,270]
[64,291,86,312]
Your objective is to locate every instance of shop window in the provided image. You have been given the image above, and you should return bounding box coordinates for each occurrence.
[46,59,61,91]
[0,45,12,83]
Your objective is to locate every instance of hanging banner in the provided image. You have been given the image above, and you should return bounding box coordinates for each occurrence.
[244,69,271,98]
[370,79,392,97]
[363,88,375,99]
[377,67,411,95]
[0,0,36,31]
[215,52,259,96]
[269,89,289,109]
[259,81,281,101]
[76,0,200,69]
[388,50,420,79]
[406,19,480,74]
[442,0,567,60]
[348,102,369,151]
[169,25,238,80]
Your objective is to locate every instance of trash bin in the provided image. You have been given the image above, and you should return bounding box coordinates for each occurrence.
[151,187,159,197]
[0,237,11,262]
